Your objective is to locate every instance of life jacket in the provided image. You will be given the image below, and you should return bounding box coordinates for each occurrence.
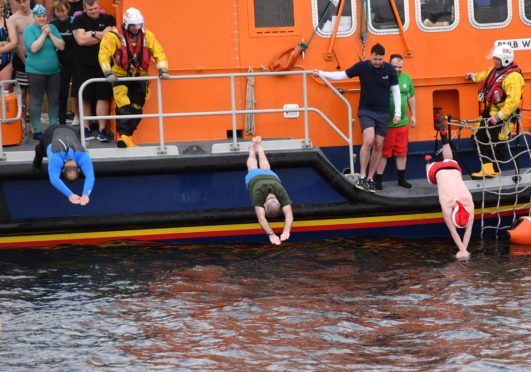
[113,24,150,76]
[478,63,522,106]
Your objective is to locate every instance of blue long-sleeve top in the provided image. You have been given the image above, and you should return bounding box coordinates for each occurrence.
[46,145,94,198]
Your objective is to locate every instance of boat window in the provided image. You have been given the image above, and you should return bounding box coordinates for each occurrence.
[313,0,356,38]
[522,0,531,24]
[418,0,458,31]
[470,0,511,26]
[369,0,409,34]
[253,0,294,28]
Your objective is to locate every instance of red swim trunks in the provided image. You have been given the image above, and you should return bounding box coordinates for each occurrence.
[382,126,409,158]
[426,159,462,184]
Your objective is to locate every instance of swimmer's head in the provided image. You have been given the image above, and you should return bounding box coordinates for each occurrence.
[62,160,80,182]
[452,200,471,229]
[264,194,281,218]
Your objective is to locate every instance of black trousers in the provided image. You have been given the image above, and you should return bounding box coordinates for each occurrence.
[58,67,73,125]
[115,81,147,136]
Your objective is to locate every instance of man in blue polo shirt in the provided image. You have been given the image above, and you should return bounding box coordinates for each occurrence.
[32,125,95,205]
[314,43,401,192]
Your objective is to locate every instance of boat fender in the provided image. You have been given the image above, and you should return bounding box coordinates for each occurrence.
[507,216,531,245]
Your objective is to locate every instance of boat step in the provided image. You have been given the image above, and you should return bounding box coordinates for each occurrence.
[88,146,179,159]
[211,139,310,153]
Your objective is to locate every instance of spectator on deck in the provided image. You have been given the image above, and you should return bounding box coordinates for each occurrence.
[0,0,17,83]
[51,0,79,126]
[72,0,115,142]
[98,7,169,148]
[23,4,64,139]
[314,43,401,192]
[465,44,524,178]
[375,54,416,190]
[10,0,33,135]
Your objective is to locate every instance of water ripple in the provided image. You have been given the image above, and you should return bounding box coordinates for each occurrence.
[0,238,529,370]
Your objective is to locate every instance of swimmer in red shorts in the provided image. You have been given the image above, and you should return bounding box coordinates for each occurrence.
[425,130,474,260]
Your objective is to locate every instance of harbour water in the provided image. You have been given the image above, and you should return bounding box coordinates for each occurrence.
[0,237,529,371]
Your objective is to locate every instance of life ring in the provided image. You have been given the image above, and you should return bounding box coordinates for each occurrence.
[507,216,531,245]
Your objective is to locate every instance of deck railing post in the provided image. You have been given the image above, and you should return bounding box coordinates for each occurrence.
[229,75,239,151]
[156,77,167,154]
[78,82,86,147]
[302,72,311,148]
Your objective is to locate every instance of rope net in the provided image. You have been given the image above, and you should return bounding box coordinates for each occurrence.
[447,112,531,239]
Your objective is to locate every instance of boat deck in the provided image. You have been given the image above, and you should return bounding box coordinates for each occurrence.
[2,121,528,201]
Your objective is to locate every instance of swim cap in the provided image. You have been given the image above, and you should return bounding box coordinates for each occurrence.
[33,4,47,17]
[452,200,470,229]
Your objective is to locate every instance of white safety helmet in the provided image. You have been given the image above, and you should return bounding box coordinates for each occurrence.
[123,7,144,29]
[492,45,514,67]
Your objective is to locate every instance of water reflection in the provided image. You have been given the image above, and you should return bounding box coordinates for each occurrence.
[0,238,529,370]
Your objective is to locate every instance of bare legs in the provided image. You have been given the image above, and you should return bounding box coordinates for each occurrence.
[359,127,385,180]
[441,142,453,160]
[247,136,270,171]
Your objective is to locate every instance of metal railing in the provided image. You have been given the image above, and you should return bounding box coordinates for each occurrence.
[0,80,22,160]
[79,71,356,174]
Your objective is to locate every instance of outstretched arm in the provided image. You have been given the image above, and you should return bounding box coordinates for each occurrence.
[255,206,281,245]
[280,205,293,241]
[77,152,95,206]
[46,149,74,197]
[315,70,348,81]
[443,213,470,260]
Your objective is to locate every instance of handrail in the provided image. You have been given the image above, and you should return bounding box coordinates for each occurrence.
[77,70,355,175]
[0,80,22,161]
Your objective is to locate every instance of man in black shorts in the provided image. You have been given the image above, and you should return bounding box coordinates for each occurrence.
[72,0,115,142]
[314,43,401,192]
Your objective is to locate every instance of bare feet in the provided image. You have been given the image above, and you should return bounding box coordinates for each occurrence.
[252,136,262,145]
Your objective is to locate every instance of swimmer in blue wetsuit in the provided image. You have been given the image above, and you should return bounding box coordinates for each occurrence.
[33,125,94,205]
[245,136,293,245]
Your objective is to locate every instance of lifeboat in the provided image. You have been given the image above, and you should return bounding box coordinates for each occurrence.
[507,217,531,245]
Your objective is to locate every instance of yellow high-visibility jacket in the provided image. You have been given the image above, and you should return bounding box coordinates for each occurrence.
[99,27,168,78]
[472,67,524,140]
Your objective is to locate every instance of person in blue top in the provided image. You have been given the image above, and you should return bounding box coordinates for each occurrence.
[33,125,95,205]
[23,4,64,140]
[314,43,401,192]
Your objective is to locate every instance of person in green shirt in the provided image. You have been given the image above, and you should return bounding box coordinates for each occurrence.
[375,54,416,190]
[245,136,293,245]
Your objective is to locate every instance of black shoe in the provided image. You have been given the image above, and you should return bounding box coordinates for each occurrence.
[355,177,367,191]
[398,179,412,188]
[397,170,412,189]
[366,179,376,193]
[374,174,383,190]
[32,156,42,174]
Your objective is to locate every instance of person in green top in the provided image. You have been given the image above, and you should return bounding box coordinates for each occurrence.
[375,54,416,190]
[245,136,293,245]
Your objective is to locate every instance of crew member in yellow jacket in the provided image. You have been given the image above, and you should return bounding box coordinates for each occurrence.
[98,7,169,148]
[465,45,524,178]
